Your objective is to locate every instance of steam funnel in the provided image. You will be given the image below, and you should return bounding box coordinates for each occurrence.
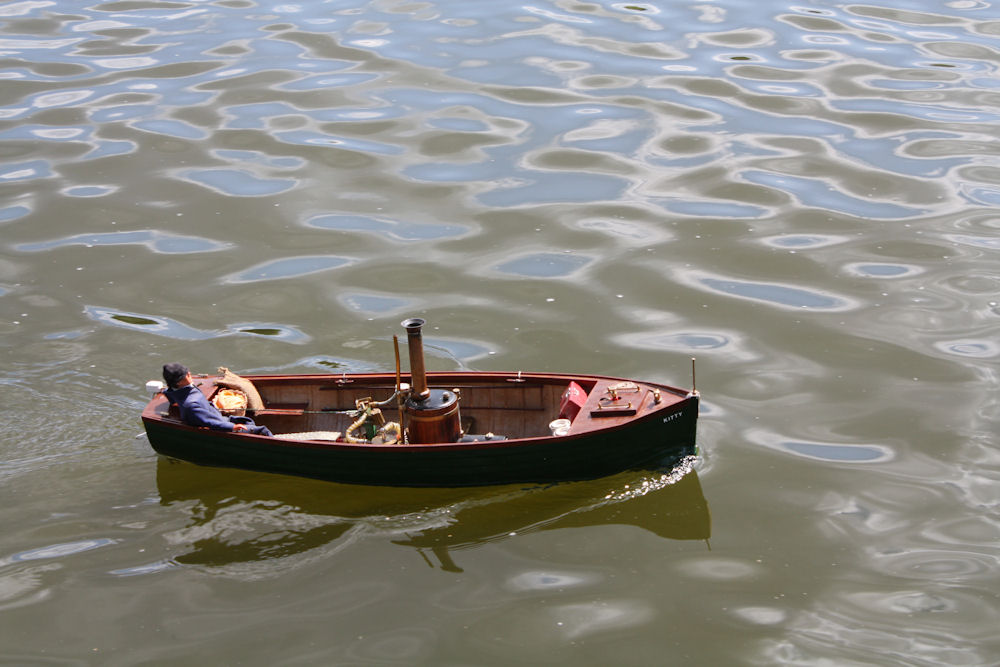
[402,317,430,399]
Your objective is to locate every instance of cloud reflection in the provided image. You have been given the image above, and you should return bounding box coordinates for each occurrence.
[494,252,592,278]
[747,428,893,463]
[339,292,414,315]
[180,168,298,196]
[221,255,354,284]
[15,230,231,254]
[305,214,469,242]
[696,275,854,310]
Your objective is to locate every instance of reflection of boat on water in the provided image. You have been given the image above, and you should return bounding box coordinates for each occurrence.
[155,455,710,572]
[393,458,710,572]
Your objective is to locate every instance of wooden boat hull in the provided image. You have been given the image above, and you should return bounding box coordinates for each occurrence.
[141,371,698,487]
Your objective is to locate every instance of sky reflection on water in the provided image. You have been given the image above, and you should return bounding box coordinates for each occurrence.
[16,230,231,254]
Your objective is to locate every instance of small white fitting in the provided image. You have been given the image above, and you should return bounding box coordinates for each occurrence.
[549,418,571,437]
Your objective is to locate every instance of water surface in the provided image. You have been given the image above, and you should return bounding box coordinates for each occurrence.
[1,0,998,664]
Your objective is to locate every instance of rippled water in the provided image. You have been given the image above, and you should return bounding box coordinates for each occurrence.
[2,0,999,664]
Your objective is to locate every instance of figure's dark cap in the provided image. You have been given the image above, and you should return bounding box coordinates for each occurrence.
[162,362,189,388]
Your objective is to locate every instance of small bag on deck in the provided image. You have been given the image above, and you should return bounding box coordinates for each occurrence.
[214,367,265,413]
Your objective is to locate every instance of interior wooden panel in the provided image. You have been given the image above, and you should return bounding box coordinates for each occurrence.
[245,376,589,440]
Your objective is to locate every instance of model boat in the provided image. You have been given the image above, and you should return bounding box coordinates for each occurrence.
[140,318,699,486]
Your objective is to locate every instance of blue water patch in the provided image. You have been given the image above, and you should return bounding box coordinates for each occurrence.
[562,127,651,154]
[110,560,177,577]
[339,293,413,315]
[831,98,1000,123]
[736,80,824,98]
[648,152,721,169]
[309,106,406,122]
[279,72,378,91]
[934,339,998,359]
[945,234,1000,250]
[656,333,729,350]
[663,200,767,218]
[305,214,469,242]
[494,253,591,278]
[845,263,918,278]
[25,88,93,112]
[406,162,496,183]
[15,230,231,254]
[61,185,118,197]
[132,119,208,140]
[742,170,926,219]
[9,538,117,563]
[574,217,665,243]
[428,118,490,132]
[0,160,51,182]
[422,337,493,363]
[81,140,137,161]
[0,204,32,223]
[970,76,1000,89]
[838,134,964,178]
[273,130,404,156]
[960,185,1000,207]
[783,441,890,463]
[477,171,628,207]
[223,102,302,129]
[762,234,846,249]
[0,124,91,141]
[700,277,849,310]
[212,150,305,169]
[180,168,298,196]
[867,79,945,91]
[678,93,842,139]
[222,255,354,283]
[90,104,158,123]
[92,55,159,71]
[614,329,736,354]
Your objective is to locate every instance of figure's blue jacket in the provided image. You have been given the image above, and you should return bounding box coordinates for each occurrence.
[164,384,237,431]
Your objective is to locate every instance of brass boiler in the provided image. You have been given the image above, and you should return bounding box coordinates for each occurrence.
[402,318,462,444]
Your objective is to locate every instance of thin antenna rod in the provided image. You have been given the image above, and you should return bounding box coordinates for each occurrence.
[691,357,697,394]
[393,335,401,392]
[393,335,406,441]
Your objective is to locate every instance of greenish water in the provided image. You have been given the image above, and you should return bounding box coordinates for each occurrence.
[1,0,998,664]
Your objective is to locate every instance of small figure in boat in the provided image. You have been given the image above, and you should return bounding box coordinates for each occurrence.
[161,362,273,436]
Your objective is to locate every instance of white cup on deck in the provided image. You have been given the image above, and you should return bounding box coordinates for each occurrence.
[549,418,571,437]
